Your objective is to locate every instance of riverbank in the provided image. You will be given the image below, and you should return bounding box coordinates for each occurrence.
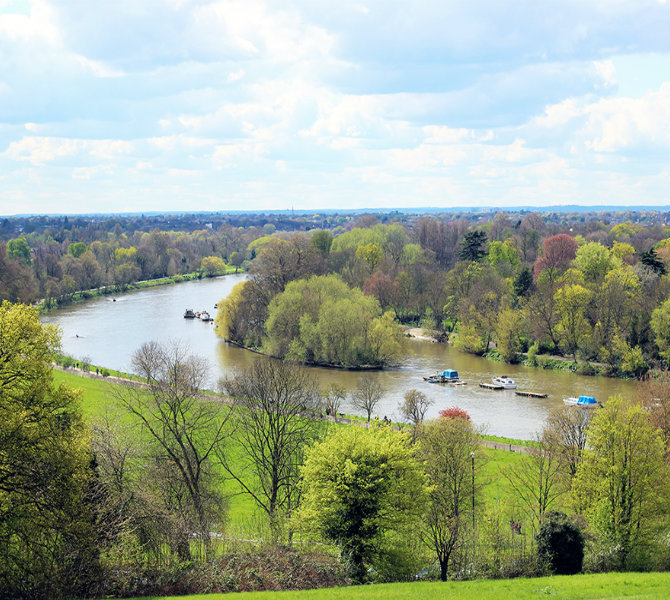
[38,267,243,313]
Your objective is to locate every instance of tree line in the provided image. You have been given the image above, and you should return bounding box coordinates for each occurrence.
[2,301,668,598]
[214,214,669,372]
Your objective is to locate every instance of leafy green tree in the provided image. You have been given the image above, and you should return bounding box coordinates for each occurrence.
[458,230,488,262]
[513,266,533,300]
[264,275,404,367]
[68,241,88,258]
[554,280,593,360]
[487,239,521,277]
[495,307,525,363]
[310,229,334,257]
[573,241,622,282]
[6,236,31,264]
[572,396,669,569]
[650,298,670,364]
[200,255,227,276]
[298,426,427,582]
[0,302,99,599]
[419,416,480,580]
[355,242,383,272]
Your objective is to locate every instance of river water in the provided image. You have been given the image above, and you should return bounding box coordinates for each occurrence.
[42,274,639,439]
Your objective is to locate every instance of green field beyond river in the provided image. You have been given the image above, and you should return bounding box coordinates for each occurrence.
[42,274,639,439]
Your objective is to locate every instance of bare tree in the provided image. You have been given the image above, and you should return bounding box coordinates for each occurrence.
[639,369,670,454]
[543,405,592,480]
[351,375,383,422]
[222,359,323,539]
[399,389,433,438]
[502,431,566,533]
[116,341,230,559]
[323,383,346,417]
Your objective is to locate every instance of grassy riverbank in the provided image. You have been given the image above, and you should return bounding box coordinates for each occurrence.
[109,572,670,600]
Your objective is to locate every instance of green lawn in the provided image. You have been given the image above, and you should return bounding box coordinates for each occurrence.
[119,572,669,600]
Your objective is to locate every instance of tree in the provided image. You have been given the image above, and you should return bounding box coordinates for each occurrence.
[351,375,383,422]
[502,432,566,533]
[310,229,334,257]
[572,395,669,569]
[0,302,99,599]
[543,406,591,480]
[228,251,244,272]
[638,370,670,454]
[573,242,621,282]
[536,511,584,575]
[298,426,427,582]
[513,266,533,300]
[200,255,227,277]
[419,417,480,580]
[6,236,31,264]
[495,307,524,363]
[222,360,322,538]
[554,280,593,360]
[323,383,347,417]
[639,248,667,276]
[355,242,383,272]
[533,234,578,281]
[116,342,229,559]
[458,230,488,262]
[399,389,433,434]
[650,298,670,365]
[68,241,88,258]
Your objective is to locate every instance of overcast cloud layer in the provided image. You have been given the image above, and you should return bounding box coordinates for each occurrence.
[0,0,668,214]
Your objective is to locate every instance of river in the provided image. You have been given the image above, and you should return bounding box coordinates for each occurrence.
[41,274,639,439]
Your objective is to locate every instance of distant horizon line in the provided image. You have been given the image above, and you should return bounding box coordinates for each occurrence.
[3,204,669,218]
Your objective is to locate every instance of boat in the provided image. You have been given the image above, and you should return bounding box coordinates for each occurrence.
[492,376,517,389]
[423,369,460,383]
[563,395,599,408]
[184,309,196,319]
[200,311,212,322]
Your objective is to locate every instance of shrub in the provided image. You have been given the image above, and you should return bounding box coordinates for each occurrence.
[61,355,74,368]
[576,362,596,376]
[536,511,584,575]
[439,407,471,421]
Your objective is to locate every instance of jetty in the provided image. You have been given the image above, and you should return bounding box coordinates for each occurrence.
[515,391,549,398]
[479,382,504,390]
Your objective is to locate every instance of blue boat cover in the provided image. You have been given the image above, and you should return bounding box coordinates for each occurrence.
[577,395,596,405]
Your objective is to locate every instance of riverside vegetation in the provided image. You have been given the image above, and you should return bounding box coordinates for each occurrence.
[2,301,669,599]
[2,210,669,374]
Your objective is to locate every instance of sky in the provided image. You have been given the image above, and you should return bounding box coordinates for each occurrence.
[0,0,668,215]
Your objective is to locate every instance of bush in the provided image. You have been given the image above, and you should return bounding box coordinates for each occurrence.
[61,355,75,368]
[526,342,539,367]
[536,511,584,575]
[576,362,596,376]
[100,369,110,377]
[439,407,471,421]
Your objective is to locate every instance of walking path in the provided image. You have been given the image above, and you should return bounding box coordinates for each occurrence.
[54,365,535,455]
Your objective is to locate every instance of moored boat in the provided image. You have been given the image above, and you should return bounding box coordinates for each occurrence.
[492,375,517,389]
[563,395,599,408]
[200,311,212,322]
[184,308,196,318]
[424,369,460,383]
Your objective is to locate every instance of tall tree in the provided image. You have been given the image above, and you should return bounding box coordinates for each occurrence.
[572,396,669,569]
[420,416,480,580]
[222,360,322,539]
[298,426,427,582]
[0,302,99,599]
[351,375,384,422]
[116,342,229,559]
[457,230,488,262]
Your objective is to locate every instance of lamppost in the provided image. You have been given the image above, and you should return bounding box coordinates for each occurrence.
[470,451,475,529]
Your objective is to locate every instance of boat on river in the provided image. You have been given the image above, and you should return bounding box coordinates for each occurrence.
[492,376,517,389]
[200,311,212,322]
[563,395,599,408]
[424,369,460,383]
[183,308,196,319]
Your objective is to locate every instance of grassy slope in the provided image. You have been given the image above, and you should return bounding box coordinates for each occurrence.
[121,572,669,600]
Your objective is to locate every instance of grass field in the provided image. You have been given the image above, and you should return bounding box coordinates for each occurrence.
[52,367,544,527]
[119,572,669,600]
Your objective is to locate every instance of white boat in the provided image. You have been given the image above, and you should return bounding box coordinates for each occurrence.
[492,376,517,389]
[563,395,598,408]
[200,311,212,322]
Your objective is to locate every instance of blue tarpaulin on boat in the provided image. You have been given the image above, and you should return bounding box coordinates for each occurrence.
[577,395,596,405]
